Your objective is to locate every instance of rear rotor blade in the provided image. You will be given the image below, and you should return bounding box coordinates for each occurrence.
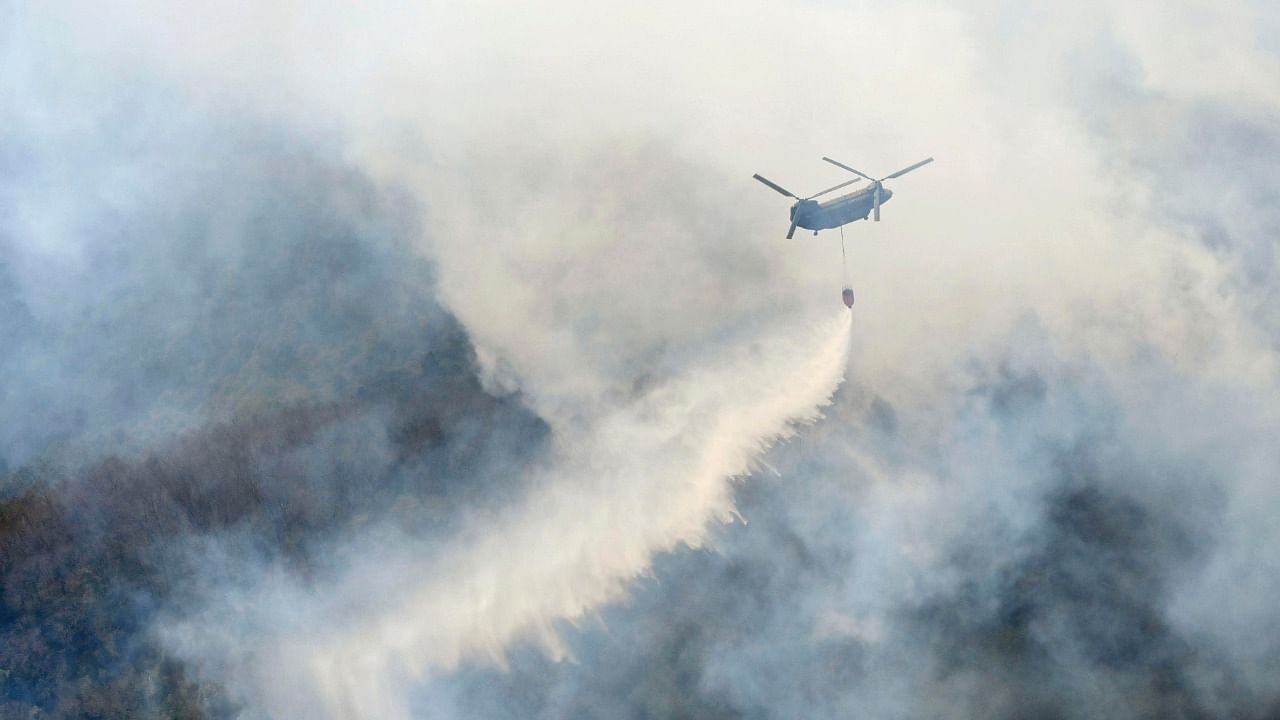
[821,157,876,182]
[753,173,799,199]
[806,177,862,200]
[882,157,934,180]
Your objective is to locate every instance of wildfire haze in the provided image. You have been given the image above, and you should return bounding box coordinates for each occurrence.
[3,2,1280,718]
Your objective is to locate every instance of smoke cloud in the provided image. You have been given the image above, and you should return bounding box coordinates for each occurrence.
[161,311,851,719]
[4,1,1280,719]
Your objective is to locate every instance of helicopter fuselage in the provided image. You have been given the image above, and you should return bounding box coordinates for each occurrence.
[790,186,893,232]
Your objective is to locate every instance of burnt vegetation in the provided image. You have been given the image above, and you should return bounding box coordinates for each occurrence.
[0,110,556,717]
[0,329,547,719]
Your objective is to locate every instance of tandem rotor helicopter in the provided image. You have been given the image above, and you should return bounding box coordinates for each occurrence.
[753,155,934,307]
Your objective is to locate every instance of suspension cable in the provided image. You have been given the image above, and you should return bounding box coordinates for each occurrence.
[839,224,849,287]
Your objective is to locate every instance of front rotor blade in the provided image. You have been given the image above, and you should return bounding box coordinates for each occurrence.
[753,174,799,199]
[786,220,798,239]
[882,157,934,180]
[873,185,881,221]
[806,177,862,200]
[821,157,876,182]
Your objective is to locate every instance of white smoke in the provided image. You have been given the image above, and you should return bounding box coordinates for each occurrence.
[162,310,852,718]
[10,1,1280,717]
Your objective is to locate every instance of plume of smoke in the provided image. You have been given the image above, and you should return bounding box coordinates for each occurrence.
[161,311,852,718]
[7,1,1280,718]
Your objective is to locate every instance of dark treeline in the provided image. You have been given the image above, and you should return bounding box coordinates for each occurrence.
[0,321,548,718]
[0,97,558,717]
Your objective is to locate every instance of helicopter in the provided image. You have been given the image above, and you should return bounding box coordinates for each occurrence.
[752,156,934,239]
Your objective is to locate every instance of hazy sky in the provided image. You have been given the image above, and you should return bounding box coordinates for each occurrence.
[4,1,1280,718]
